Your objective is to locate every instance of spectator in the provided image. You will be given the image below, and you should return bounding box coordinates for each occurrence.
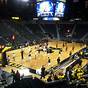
[11,69,16,83]
[57,57,60,65]
[65,67,72,81]
[21,48,24,60]
[1,71,7,84]
[69,51,72,56]
[79,59,82,66]
[40,65,45,79]
[15,70,20,82]
[47,75,52,82]
[7,55,10,65]
[54,74,59,80]
[28,53,31,61]
[12,53,15,61]
[48,57,51,66]
[65,46,68,51]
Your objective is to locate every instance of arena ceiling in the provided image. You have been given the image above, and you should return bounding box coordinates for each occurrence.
[0,0,88,21]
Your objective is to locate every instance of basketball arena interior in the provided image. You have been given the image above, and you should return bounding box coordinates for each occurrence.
[0,0,88,88]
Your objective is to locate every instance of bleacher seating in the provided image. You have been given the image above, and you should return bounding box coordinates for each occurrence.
[0,20,88,47]
[5,77,45,88]
[42,24,57,39]
[73,24,88,40]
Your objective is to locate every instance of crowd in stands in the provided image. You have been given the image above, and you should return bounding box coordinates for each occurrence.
[2,61,87,88]
[0,20,88,49]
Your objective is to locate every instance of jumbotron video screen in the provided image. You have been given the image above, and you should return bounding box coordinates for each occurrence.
[36,0,54,17]
[36,0,66,17]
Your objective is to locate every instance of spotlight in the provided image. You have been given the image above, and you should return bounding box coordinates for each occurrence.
[21,0,29,2]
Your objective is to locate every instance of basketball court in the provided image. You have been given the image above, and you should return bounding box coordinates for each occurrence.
[4,40,86,71]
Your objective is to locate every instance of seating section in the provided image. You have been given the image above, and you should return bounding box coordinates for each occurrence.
[73,24,88,40]
[58,24,74,40]
[0,20,88,47]
[41,24,57,39]
[27,24,45,40]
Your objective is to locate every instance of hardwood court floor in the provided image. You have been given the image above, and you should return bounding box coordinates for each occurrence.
[6,40,86,72]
